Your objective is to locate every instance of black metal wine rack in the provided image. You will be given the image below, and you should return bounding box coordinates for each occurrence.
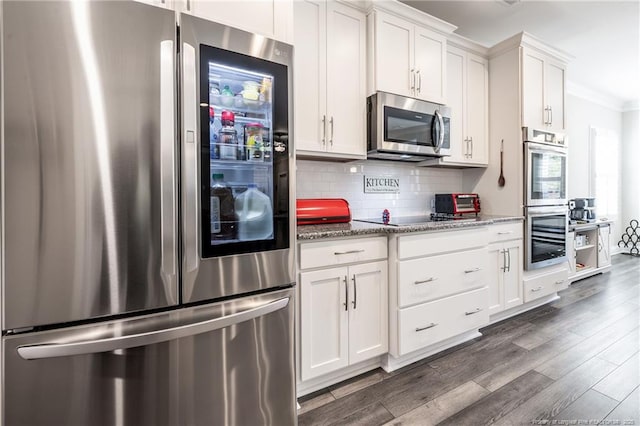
[618,219,640,256]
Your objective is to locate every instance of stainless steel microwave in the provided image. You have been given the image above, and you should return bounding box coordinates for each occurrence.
[367,92,451,161]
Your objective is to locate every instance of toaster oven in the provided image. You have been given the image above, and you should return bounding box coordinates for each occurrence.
[435,193,481,215]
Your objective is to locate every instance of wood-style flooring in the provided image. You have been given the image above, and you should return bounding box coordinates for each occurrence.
[298,254,640,426]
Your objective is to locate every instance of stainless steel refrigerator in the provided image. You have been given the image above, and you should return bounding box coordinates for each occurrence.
[0,1,296,425]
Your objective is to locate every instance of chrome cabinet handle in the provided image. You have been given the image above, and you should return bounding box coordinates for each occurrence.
[554,280,564,285]
[464,267,482,274]
[414,277,436,285]
[531,286,544,292]
[321,115,326,145]
[501,249,507,273]
[334,249,364,255]
[469,136,473,158]
[343,276,348,311]
[410,68,415,91]
[544,106,550,125]
[498,231,514,235]
[465,307,482,315]
[329,116,334,145]
[549,106,553,125]
[417,69,422,93]
[17,298,290,360]
[415,323,438,332]
[352,275,357,309]
[507,249,511,272]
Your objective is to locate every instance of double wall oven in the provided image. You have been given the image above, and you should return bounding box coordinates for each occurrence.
[523,128,569,270]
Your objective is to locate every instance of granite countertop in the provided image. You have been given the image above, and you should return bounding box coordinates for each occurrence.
[297,215,524,241]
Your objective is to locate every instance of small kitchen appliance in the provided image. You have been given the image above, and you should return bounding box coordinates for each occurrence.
[435,193,481,215]
[296,198,352,225]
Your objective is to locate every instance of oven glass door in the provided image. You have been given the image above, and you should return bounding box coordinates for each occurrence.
[527,210,568,270]
[384,106,450,148]
[526,143,567,206]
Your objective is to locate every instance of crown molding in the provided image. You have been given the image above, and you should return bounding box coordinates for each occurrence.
[488,31,574,64]
[566,80,625,112]
[365,0,457,35]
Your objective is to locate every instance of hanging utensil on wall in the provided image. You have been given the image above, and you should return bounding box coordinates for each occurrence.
[498,139,506,187]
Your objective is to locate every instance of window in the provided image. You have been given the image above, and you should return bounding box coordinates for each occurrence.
[590,126,620,220]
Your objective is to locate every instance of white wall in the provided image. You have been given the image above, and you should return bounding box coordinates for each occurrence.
[296,160,464,219]
[566,94,622,198]
[621,108,640,230]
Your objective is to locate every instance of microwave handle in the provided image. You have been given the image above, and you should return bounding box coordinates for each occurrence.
[434,110,444,152]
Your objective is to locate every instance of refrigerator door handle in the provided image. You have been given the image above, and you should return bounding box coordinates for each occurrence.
[182,42,199,298]
[160,39,177,300]
[17,297,290,360]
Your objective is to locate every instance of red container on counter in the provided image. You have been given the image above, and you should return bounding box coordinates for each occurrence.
[296,198,351,225]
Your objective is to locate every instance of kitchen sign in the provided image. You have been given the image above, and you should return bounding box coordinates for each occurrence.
[364,175,400,193]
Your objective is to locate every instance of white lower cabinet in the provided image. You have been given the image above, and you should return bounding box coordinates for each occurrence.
[300,260,388,381]
[598,224,612,268]
[523,267,568,303]
[487,239,523,315]
[398,287,489,355]
[390,228,490,357]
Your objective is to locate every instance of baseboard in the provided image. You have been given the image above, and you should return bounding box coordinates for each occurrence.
[382,330,482,373]
[296,357,382,398]
[489,293,559,324]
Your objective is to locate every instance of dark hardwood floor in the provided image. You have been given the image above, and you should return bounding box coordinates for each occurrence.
[298,255,640,426]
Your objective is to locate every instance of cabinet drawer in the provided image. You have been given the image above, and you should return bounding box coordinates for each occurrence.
[398,287,489,356]
[489,222,523,243]
[300,237,387,270]
[398,228,489,260]
[398,248,488,307]
[523,268,568,303]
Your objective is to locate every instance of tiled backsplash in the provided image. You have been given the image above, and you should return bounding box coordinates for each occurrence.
[296,160,464,219]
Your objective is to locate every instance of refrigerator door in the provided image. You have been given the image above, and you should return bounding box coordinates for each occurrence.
[180,14,295,303]
[3,289,295,426]
[2,1,179,329]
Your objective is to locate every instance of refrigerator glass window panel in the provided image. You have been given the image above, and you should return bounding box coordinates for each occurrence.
[199,45,289,259]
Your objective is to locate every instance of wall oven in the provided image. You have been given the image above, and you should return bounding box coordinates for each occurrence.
[367,91,451,161]
[524,128,568,206]
[525,206,568,270]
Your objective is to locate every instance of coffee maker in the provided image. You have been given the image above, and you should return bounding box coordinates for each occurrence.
[569,198,596,223]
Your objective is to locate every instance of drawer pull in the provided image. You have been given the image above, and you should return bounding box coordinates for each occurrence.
[554,280,565,285]
[415,323,438,332]
[465,307,482,315]
[531,286,544,292]
[497,231,514,235]
[414,277,437,285]
[464,268,482,274]
[334,249,365,255]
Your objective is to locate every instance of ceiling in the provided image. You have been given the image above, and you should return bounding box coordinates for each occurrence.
[400,0,640,108]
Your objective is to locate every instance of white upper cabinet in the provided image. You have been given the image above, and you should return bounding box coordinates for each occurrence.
[183,0,293,43]
[368,7,453,105]
[428,45,488,167]
[294,0,366,159]
[522,48,566,132]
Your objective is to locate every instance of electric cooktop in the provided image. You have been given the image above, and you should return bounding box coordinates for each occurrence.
[355,213,479,226]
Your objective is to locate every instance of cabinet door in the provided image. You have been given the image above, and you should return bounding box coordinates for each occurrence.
[443,48,466,164]
[413,26,446,104]
[187,0,293,43]
[503,240,524,310]
[300,267,349,380]
[487,243,504,315]
[522,49,546,129]
[567,231,577,275]
[466,54,489,165]
[373,11,413,98]
[293,0,327,153]
[348,261,388,364]
[598,225,611,268]
[545,60,566,131]
[326,2,366,156]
